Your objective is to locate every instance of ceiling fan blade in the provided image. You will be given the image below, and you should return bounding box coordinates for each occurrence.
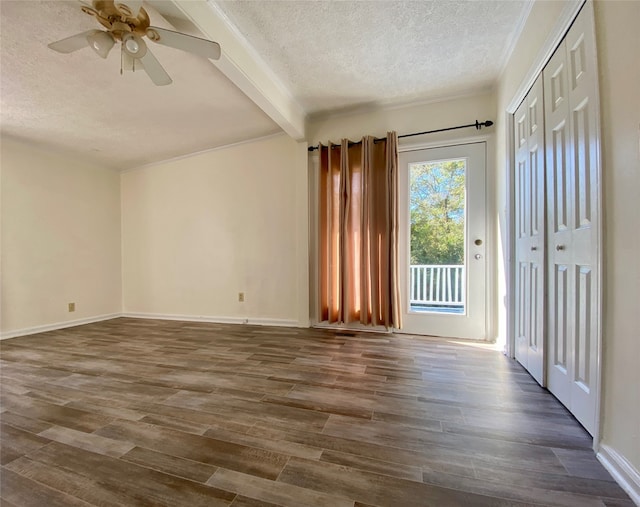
[146,27,221,60]
[48,30,100,53]
[139,47,172,86]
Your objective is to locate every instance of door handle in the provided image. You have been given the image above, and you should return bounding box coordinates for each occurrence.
[531,246,538,251]
[556,244,565,251]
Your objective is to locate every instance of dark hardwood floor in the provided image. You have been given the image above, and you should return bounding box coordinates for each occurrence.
[0,318,633,506]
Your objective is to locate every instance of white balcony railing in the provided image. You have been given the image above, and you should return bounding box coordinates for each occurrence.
[410,264,464,308]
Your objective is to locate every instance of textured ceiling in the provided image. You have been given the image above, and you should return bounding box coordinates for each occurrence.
[1,0,532,170]
[0,1,281,170]
[214,0,531,114]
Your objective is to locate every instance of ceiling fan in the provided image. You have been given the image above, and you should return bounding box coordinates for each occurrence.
[48,0,221,86]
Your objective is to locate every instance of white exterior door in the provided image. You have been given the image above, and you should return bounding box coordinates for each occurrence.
[544,5,600,435]
[514,75,546,385]
[398,143,487,340]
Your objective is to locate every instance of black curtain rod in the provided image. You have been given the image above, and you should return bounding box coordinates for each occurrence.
[307,119,494,152]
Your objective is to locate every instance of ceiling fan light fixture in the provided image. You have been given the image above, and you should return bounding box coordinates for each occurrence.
[125,38,139,53]
[87,31,114,59]
[122,33,147,58]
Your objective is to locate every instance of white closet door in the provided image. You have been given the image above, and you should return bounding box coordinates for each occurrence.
[544,4,600,435]
[514,75,545,385]
[545,37,573,410]
[563,4,600,434]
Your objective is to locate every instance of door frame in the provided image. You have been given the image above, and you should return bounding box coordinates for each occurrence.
[398,135,495,341]
[504,0,603,449]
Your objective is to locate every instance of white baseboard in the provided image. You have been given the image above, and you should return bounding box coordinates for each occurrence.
[597,444,640,505]
[121,312,303,328]
[1,312,307,341]
[0,313,123,340]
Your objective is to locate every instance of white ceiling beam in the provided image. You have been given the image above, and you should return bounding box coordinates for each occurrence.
[167,0,306,140]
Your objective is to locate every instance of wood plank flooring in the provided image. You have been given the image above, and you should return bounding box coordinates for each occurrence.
[0,318,633,506]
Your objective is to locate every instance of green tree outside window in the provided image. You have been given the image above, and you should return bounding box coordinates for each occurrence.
[410,160,465,266]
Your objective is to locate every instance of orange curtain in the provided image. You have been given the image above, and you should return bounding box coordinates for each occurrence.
[319,132,401,328]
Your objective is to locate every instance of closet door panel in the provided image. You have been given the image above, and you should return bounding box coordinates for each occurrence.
[526,77,546,384]
[543,39,575,408]
[543,2,600,435]
[544,41,574,409]
[514,75,545,385]
[565,4,600,434]
[514,99,530,370]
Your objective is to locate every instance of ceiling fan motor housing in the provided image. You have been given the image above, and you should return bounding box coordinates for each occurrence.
[82,0,150,41]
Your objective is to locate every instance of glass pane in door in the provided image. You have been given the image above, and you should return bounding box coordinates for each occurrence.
[409,159,466,314]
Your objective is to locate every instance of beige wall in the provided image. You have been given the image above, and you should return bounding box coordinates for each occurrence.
[121,134,309,327]
[594,0,640,475]
[496,0,640,479]
[1,138,122,335]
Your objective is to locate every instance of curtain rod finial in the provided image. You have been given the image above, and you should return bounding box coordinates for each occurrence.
[475,119,494,130]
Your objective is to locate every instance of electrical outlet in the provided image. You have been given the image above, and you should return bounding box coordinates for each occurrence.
[68,302,76,312]
[238,292,245,302]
